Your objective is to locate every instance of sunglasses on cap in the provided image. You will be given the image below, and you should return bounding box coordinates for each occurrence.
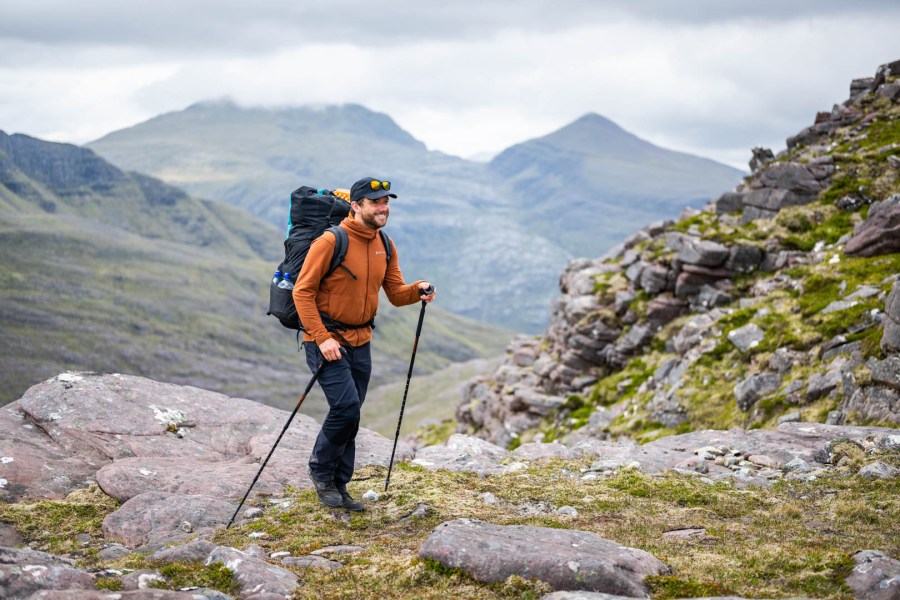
[369,180,391,191]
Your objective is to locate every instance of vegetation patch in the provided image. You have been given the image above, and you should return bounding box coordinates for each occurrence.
[0,483,118,557]
[2,456,898,599]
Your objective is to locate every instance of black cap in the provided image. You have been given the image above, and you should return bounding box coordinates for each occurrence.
[350,177,397,205]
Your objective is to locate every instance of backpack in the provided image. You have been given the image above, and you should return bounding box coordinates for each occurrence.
[267,186,392,331]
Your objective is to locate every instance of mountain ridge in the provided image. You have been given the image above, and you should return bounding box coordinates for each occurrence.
[87,101,744,332]
[0,129,510,411]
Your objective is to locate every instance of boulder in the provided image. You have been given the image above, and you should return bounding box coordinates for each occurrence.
[806,370,842,402]
[102,492,235,549]
[755,162,825,195]
[645,295,688,327]
[725,245,764,273]
[571,423,894,476]
[742,188,816,212]
[419,519,669,596]
[412,434,510,475]
[846,550,900,600]
[845,195,900,257]
[0,402,100,503]
[692,285,733,311]
[727,323,765,353]
[675,270,725,297]
[842,387,900,426]
[882,281,900,354]
[638,264,670,294]
[281,555,343,570]
[150,539,217,563]
[714,191,744,214]
[734,373,782,411]
[673,312,722,355]
[97,456,280,503]
[25,591,209,599]
[858,461,899,480]
[3,372,409,507]
[0,546,94,599]
[0,524,23,547]
[676,238,729,267]
[512,442,575,461]
[851,77,876,97]
[868,357,900,391]
[206,545,298,599]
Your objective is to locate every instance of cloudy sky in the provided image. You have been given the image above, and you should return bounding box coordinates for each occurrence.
[2,1,899,169]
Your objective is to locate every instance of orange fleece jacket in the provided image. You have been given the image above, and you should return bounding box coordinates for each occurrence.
[292,216,423,347]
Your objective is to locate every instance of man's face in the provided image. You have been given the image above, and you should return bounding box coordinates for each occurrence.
[354,196,390,229]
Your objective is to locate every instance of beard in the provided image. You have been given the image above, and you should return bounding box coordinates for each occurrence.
[360,211,388,229]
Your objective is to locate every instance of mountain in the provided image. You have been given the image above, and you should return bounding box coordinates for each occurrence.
[87,102,743,332]
[0,130,510,414]
[489,113,746,258]
[458,59,900,447]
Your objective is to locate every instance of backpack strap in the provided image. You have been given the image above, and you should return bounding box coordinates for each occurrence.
[321,225,391,280]
[324,225,350,278]
[379,229,393,264]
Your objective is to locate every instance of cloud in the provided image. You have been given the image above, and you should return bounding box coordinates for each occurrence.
[1,2,899,169]
[4,1,897,50]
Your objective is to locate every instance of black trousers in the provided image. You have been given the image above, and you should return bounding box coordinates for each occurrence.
[305,342,372,487]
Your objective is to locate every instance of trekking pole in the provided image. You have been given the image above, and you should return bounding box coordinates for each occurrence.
[384,286,433,492]
[227,361,325,529]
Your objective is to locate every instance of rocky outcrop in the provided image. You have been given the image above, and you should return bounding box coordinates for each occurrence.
[846,550,900,600]
[457,60,900,447]
[881,281,900,353]
[414,423,898,485]
[206,546,299,598]
[845,195,900,257]
[420,519,669,596]
[0,372,413,549]
[0,546,95,599]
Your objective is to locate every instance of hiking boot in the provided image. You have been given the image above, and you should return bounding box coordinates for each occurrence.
[308,471,342,508]
[337,487,365,512]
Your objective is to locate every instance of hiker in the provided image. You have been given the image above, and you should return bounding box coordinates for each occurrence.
[292,177,436,511]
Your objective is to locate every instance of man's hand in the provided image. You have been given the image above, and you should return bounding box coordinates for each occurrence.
[319,338,344,362]
[418,282,436,303]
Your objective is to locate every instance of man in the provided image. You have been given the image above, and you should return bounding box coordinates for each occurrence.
[292,176,436,511]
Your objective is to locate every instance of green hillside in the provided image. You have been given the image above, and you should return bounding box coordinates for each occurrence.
[0,131,510,413]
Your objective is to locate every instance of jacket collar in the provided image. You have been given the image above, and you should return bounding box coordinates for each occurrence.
[342,215,378,240]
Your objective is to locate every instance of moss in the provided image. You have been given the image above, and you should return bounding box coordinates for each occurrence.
[135,561,240,595]
[646,575,735,600]
[780,208,856,251]
[589,356,657,407]
[820,172,874,206]
[95,577,124,591]
[0,483,118,557]
[798,274,843,316]
[756,395,788,419]
[852,116,900,152]
[416,418,457,447]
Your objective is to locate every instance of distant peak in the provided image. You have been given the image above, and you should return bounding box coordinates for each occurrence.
[186,98,238,110]
[563,113,628,134]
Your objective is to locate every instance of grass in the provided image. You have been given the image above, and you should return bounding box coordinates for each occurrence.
[3,458,898,599]
[0,484,117,555]
[0,211,508,435]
